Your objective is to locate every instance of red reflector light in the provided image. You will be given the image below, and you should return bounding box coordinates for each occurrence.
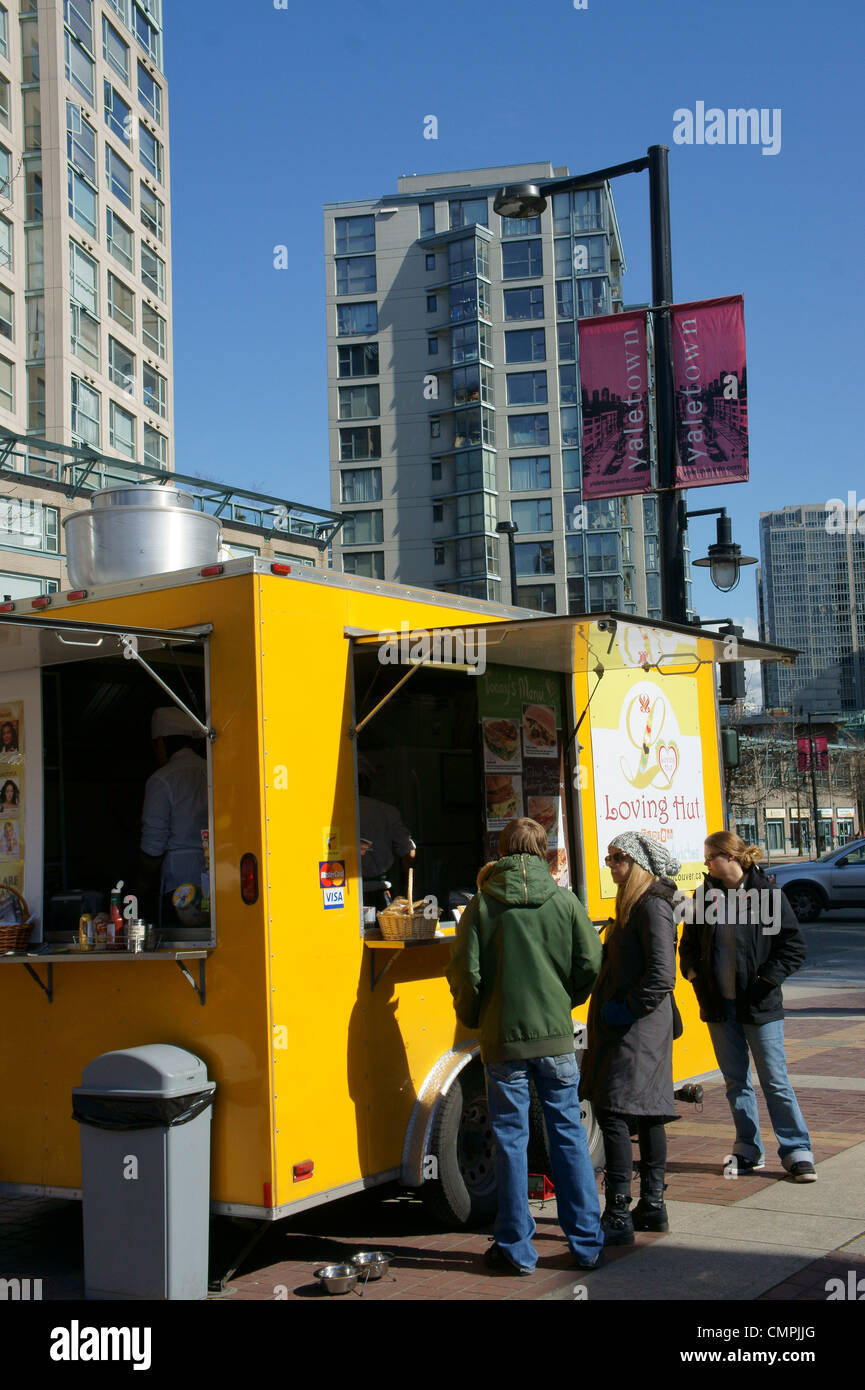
[271,563,291,576]
[0,602,13,613]
[293,1161,314,1182]
[240,853,258,904]
[31,596,51,609]
[263,1182,273,1207]
[200,565,224,577]
[67,590,89,601]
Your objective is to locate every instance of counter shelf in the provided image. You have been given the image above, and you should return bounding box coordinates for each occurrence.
[0,948,211,1006]
[363,928,455,990]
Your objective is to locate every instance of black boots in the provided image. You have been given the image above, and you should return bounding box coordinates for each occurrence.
[601,1191,634,1246]
[632,1171,670,1232]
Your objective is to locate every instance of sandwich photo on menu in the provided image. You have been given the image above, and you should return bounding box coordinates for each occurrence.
[522,703,557,752]
[485,774,520,822]
[482,718,520,765]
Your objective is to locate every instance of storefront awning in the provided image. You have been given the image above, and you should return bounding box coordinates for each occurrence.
[0,615,209,675]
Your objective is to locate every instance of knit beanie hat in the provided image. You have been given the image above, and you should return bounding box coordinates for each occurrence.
[609,832,681,878]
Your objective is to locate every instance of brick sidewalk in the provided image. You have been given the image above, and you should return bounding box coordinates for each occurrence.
[2,1007,863,1302]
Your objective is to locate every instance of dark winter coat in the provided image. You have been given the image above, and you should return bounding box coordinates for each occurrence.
[578,877,678,1120]
[678,864,806,1025]
[446,853,602,1063]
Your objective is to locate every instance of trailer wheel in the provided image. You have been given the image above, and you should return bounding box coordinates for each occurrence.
[527,1053,606,1176]
[423,1061,497,1228]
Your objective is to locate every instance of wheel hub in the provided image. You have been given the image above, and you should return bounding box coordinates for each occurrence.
[457,1099,497,1197]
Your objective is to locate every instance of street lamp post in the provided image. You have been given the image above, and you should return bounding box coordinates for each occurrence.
[495,519,519,607]
[689,507,757,593]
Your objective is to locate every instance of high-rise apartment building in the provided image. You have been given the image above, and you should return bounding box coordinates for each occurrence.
[759,504,865,714]
[325,162,680,616]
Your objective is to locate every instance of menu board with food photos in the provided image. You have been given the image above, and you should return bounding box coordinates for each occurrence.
[0,700,25,899]
[478,667,571,886]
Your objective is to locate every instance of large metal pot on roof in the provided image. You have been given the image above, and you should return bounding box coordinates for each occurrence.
[63,484,221,589]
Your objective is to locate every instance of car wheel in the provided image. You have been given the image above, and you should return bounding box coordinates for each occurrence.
[783,885,822,923]
[422,1061,498,1228]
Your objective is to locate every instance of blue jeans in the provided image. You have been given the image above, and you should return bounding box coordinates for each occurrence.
[707,1000,813,1168]
[484,1053,603,1270]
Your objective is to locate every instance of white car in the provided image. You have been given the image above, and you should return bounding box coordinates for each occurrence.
[766,839,865,922]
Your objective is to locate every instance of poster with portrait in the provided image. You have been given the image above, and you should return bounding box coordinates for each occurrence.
[0,701,24,896]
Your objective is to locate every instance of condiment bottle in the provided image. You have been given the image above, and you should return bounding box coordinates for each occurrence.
[78,914,92,951]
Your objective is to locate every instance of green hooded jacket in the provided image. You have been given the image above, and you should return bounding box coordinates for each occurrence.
[446,853,602,1062]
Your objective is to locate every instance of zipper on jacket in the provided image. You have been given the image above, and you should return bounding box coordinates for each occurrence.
[521,855,527,904]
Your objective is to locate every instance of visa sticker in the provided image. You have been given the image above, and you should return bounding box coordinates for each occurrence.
[323,887,345,910]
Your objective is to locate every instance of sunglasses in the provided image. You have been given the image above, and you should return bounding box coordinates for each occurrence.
[605,852,630,866]
[705,852,728,863]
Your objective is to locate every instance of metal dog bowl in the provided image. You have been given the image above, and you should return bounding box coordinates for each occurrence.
[350,1250,394,1280]
[313,1263,359,1295]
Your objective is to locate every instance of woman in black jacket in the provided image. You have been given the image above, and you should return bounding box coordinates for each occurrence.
[679,830,815,1181]
[580,832,681,1245]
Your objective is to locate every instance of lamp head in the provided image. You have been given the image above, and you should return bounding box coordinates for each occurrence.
[493,184,548,219]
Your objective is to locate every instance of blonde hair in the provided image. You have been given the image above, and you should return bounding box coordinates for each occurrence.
[705,830,763,872]
[615,862,655,927]
[498,817,548,859]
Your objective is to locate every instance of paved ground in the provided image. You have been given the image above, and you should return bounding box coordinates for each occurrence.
[3,978,863,1307]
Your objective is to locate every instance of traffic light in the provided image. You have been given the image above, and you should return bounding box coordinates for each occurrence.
[719,624,746,703]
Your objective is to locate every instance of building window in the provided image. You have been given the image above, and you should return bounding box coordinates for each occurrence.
[515,541,555,576]
[142,303,166,357]
[432,503,444,524]
[504,287,544,321]
[562,448,580,488]
[0,285,12,342]
[454,407,494,449]
[429,417,440,438]
[141,243,165,299]
[507,371,547,406]
[103,17,129,83]
[67,102,96,184]
[340,467,381,503]
[505,328,545,364]
[566,533,584,575]
[0,75,9,130]
[106,209,134,270]
[132,2,161,66]
[335,255,376,296]
[27,366,45,433]
[0,354,12,412]
[577,278,609,318]
[573,187,606,232]
[65,0,94,50]
[511,498,553,533]
[0,143,10,201]
[558,322,576,361]
[70,239,98,314]
[0,497,59,554]
[342,510,383,545]
[765,821,785,853]
[559,364,578,405]
[70,301,99,370]
[425,253,435,271]
[434,546,445,566]
[335,215,375,254]
[338,384,379,420]
[109,400,136,458]
[449,197,488,229]
[71,375,100,445]
[556,279,574,320]
[518,583,556,613]
[104,83,132,145]
[26,297,44,359]
[108,335,135,394]
[140,183,164,240]
[142,363,166,417]
[65,32,94,103]
[560,405,579,446]
[342,551,384,581]
[427,295,437,313]
[337,343,378,378]
[567,576,586,613]
[455,492,497,536]
[144,422,167,470]
[107,272,134,332]
[509,455,551,491]
[588,575,621,611]
[573,234,608,275]
[138,122,163,182]
[26,161,43,222]
[419,203,435,235]
[501,214,541,237]
[25,228,43,292]
[502,239,543,280]
[508,413,549,448]
[0,7,7,61]
[428,337,438,355]
[106,146,133,209]
[137,62,161,123]
[587,532,619,573]
[21,15,39,84]
[642,495,658,532]
[23,90,41,153]
[337,302,377,336]
[431,460,442,481]
[339,426,381,462]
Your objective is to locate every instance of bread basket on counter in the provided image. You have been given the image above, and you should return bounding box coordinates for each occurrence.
[376,868,439,941]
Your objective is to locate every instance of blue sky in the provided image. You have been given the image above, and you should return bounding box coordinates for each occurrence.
[164,0,865,632]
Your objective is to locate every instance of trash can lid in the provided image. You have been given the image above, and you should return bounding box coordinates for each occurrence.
[75,1044,213,1098]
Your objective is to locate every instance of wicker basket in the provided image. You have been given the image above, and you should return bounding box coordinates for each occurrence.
[376,902,438,942]
[0,885,32,953]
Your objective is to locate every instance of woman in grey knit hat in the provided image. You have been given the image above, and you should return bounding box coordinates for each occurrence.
[579,831,682,1245]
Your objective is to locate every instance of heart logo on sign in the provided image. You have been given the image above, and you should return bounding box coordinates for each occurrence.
[657,743,679,785]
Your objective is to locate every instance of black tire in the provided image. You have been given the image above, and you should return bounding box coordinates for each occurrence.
[783,885,823,923]
[527,1052,606,1176]
[423,1061,498,1228]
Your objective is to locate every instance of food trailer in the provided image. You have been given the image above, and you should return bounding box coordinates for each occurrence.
[0,559,795,1227]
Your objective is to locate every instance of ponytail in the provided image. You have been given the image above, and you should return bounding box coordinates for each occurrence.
[705,830,764,872]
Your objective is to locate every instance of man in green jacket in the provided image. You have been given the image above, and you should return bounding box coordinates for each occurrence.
[446,817,603,1275]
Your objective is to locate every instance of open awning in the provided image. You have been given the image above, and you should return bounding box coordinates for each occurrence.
[0,615,210,675]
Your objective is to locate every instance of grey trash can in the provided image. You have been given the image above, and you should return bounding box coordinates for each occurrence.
[73,1044,216,1301]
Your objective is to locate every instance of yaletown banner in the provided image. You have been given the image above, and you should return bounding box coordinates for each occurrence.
[671,294,749,487]
[578,311,652,500]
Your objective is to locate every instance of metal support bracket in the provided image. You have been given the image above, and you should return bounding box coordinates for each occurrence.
[22,963,53,1004]
[119,636,213,739]
[176,958,206,1005]
[368,947,400,992]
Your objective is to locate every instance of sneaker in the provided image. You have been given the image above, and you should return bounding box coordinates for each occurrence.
[483,1242,534,1276]
[788,1161,817,1183]
[727,1154,765,1174]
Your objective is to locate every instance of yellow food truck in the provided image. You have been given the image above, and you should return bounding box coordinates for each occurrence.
[0,559,794,1229]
